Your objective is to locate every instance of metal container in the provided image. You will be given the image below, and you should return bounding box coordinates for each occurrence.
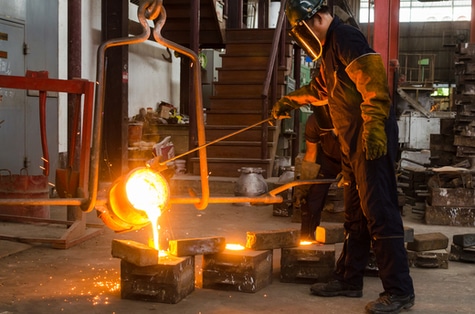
[0,169,50,218]
[128,122,143,146]
[277,166,295,184]
[273,166,295,217]
[234,167,268,205]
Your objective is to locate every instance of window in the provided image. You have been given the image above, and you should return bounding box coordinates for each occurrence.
[359,0,472,23]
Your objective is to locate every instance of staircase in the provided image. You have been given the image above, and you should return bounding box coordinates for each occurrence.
[190,28,292,178]
[129,0,293,178]
[129,0,226,49]
[161,0,226,48]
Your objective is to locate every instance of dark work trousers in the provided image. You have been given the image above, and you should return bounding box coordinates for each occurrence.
[334,112,414,296]
[300,145,341,240]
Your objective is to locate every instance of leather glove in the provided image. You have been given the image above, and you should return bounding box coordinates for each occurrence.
[293,160,321,207]
[272,97,296,120]
[271,79,327,120]
[293,186,308,208]
[345,53,390,160]
[363,122,387,160]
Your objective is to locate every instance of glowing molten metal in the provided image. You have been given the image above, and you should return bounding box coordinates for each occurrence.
[105,167,170,238]
[124,168,169,214]
[124,168,170,250]
[225,243,245,251]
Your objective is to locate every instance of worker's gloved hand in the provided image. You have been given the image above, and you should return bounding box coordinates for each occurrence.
[293,160,321,207]
[300,160,321,180]
[336,172,350,188]
[345,53,391,161]
[363,121,387,160]
[293,186,308,208]
[271,97,295,120]
[271,80,325,120]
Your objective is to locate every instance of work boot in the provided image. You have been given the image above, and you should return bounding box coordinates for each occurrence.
[310,280,362,297]
[365,292,415,314]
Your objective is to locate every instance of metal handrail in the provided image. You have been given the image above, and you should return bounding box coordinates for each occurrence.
[262,0,287,98]
[260,0,288,160]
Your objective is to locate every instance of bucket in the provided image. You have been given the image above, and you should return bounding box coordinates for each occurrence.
[128,122,143,146]
[0,169,50,218]
[175,160,186,175]
[234,167,268,206]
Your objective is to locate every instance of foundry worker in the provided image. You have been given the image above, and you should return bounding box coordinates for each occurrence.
[271,1,415,313]
[296,110,341,241]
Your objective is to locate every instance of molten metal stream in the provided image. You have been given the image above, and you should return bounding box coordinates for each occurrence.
[124,168,170,253]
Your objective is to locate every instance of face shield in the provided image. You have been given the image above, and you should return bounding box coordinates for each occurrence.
[289,19,323,61]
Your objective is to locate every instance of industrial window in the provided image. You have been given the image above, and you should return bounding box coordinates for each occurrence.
[360,0,472,23]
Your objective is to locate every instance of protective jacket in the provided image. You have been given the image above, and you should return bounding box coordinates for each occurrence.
[289,16,388,159]
[278,16,414,296]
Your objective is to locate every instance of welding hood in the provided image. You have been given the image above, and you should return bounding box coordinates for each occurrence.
[286,0,325,61]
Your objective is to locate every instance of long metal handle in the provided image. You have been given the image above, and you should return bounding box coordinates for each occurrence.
[160,117,275,165]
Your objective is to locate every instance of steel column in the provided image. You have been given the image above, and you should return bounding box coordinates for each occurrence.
[372,0,399,91]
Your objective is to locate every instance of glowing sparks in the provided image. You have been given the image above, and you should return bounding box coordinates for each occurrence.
[93,280,121,292]
[300,240,314,246]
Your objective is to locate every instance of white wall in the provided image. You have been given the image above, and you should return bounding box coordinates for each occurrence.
[127,34,181,118]
[58,1,67,152]
[127,2,181,118]
[57,1,180,152]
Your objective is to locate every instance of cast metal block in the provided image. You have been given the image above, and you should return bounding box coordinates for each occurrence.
[120,255,195,304]
[202,249,273,293]
[280,243,335,284]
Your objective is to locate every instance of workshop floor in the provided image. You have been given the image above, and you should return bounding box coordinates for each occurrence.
[0,194,474,314]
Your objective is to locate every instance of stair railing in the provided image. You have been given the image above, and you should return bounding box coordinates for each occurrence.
[261,0,288,162]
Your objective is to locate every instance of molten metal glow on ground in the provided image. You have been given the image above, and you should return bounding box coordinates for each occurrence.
[225,243,246,251]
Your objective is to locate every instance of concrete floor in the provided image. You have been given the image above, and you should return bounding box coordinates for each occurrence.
[0,184,475,314]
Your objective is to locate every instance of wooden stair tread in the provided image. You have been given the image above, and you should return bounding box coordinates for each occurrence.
[210,95,264,99]
[213,81,284,85]
[216,66,289,71]
[205,124,276,129]
[200,141,273,146]
[206,110,264,114]
[191,157,272,162]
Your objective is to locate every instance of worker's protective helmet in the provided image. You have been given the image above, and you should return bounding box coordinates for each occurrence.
[285,0,325,61]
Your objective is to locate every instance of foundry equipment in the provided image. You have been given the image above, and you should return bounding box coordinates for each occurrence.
[0,0,337,239]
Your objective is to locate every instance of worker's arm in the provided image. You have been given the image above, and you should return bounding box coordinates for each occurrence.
[345,53,390,160]
[303,140,318,163]
[300,139,320,180]
[271,71,328,120]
